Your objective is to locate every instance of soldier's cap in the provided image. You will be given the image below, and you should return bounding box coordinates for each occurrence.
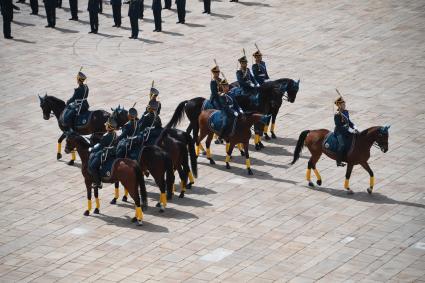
[219,79,229,86]
[253,50,262,57]
[334,96,345,105]
[238,56,248,63]
[128,107,138,117]
[105,118,118,130]
[211,65,220,73]
[77,72,87,81]
[148,100,159,111]
[150,87,159,97]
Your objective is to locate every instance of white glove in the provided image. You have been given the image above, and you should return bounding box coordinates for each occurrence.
[234,112,239,117]
[348,127,356,134]
[89,147,93,153]
[256,84,260,87]
[239,109,244,114]
[250,83,255,88]
[93,144,100,150]
[353,125,359,131]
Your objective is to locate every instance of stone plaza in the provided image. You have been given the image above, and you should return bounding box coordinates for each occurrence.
[0,0,424,281]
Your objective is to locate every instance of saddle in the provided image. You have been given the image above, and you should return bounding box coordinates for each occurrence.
[60,108,93,130]
[99,155,116,182]
[207,110,238,137]
[323,132,356,157]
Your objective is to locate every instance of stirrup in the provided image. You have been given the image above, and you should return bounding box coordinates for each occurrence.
[336,161,346,167]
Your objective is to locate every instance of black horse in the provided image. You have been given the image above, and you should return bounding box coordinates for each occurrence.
[165,79,299,150]
[38,94,111,165]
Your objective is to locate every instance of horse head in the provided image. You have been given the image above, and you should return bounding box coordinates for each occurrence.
[64,131,89,154]
[38,93,52,120]
[375,125,390,153]
[286,79,300,103]
[111,105,128,128]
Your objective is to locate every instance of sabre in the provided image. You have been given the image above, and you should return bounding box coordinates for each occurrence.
[254,43,260,53]
[77,66,87,116]
[335,88,342,97]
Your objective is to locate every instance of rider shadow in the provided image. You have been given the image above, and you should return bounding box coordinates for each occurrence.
[95,213,169,232]
[149,191,213,208]
[310,185,425,209]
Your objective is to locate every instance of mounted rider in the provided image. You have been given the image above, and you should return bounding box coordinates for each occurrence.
[236,51,259,96]
[218,78,244,138]
[88,118,118,189]
[63,69,90,130]
[116,107,140,158]
[138,87,162,133]
[251,48,270,86]
[334,95,359,167]
[210,64,223,109]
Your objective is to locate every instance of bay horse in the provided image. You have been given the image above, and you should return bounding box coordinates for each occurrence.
[197,110,269,175]
[38,94,111,165]
[291,126,390,194]
[64,133,148,225]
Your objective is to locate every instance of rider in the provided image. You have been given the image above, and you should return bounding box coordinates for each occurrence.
[116,107,140,157]
[236,55,259,96]
[210,65,223,109]
[334,96,358,167]
[138,88,162,133]
[218,79,244,138]
[88,118,118,188]
[64,70,90,130]
[252,50,270,85]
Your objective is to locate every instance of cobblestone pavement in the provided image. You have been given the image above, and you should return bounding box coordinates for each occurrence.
[0,0,425,282]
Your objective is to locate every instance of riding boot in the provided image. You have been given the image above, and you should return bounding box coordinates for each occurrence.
[91,171,103,189]
[336,151,346,167]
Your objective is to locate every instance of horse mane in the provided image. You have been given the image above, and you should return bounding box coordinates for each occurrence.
[73,134,91,149]
[46,95,66,107]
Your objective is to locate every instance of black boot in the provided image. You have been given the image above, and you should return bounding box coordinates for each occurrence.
[336,151,346,167]
[91,172,102,189]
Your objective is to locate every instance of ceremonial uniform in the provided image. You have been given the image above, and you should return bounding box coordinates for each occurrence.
[236,68,258,95]
[69,0,78,20]
[209,66,223,109]
[0,0,14,39]
[152,0,161,32]
[30,0,38,15]
[88,0,100,33]
[175,0,185,23]
[44,0,56,28]
[218,80,243,137]
[139,88,162,132]
[116,108,140,158]
[252,61,269,85]
[111,0,121,26]
[64,72,90,130]
[128,0,140,38]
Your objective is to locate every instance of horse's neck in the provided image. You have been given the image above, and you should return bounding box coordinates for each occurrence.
[360,128,378,150]
[76,146,90,165]
[50,97,66,119]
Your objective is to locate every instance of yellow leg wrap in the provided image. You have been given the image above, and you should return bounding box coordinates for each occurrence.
[313,169,321,181]
[306,169,311,181]
[214,134,218,139]
[124,189,129,197]
[188,171,195,183]
[370,176,375,188]
[160,193,167,207]
[57,143,62,153]
[225,155,231,163]
[136,206,143,221]
[264,125,269,133]
[196,145,200,156]
[95,198,100,209]
[237,143,243,151]
[254,135,259,144]
[344,179,350,189]
[71,150,76,161]
[114,188,119,199]
[199,143,205,152]
[206,148,211,159]
[226,143,230,152]
[246,158,251,169]
[271,123,275,132]
[180,181,186,192]
[87,199,92,211]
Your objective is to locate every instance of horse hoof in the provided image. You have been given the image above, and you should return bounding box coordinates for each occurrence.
[264,134,270,140]
[83,210,90,216]
[255,144,260,150]
[122,196,128,202]
[156,202,161,208]
[240,151,245,156]
[367,188,373,194]
[214,140,221,145]
[202,151,207,156]
[187,183,192,190]
[137,220,143,226]
[159,207,165,213]
[67,160,75,166]
[308,181,314,187]
[94,208,99,214]
[317,180,322,186]
[110,198,117,205]
[57,153,62,160]
[167,194,173,200]
[347,189,354,195]
[131,217,137,223]
[142,204,148,212]
[226,163,231,169]
[247,168,253,175]
[179,192,184,198]
[209,159,216,165]
[259,142,265,149]
[271,132,277,139]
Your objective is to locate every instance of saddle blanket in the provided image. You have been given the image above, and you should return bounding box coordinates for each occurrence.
[207,110,237,136]
[323,132,355,156]
[76,111,91,127]
[99,157,115,181]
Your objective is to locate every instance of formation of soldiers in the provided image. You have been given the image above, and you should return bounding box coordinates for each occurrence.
[1,0,242,39]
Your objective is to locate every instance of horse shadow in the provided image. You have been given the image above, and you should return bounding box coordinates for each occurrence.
[95,213,169,232]
[267,137,298,147]
[148,191,213,208]
[238,1,271,7]
[310,185,425,209]
[58,159,82,169]
[256,144,296,157]
[142,18,154,23]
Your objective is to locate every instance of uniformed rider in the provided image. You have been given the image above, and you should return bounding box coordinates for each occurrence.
[210,65,223,109]
[236,55,258,96]
[138,88,162,133]
[116,107,140,158]
[252,50,270,85]
[218,79,244,138]
[64,71,90,130]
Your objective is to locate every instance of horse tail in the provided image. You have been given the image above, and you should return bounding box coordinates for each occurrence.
[186,132,198,178]
[164,154,175,197]
[133,163,147,208]
[292,130,310,165]
[165,100,187,129]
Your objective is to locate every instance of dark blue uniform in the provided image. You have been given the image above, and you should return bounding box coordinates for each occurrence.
[116,119,140,158]
[219,93,243,137]
[111,0,121,26]
[236,68,258,95]
[176,0,185,23]
[209,78,222,109]
[30,0,38,15]
[64,84,89,129]
[43,0,56,27]
[88,0,100,33]
[152,0,161,31]
[334,110,355,156]
[128,0,140,38]
[88,131,118,183]
[252,61,269,85]
[1,0,14,38]
[138,111,162,133]
[69,0,78,20]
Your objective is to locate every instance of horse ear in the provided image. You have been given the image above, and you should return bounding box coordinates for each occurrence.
[111,107,114,111]
[296,79,300,86]
[38,94,43,103]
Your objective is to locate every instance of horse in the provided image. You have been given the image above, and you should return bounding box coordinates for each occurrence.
[291,126,390,194]
[156,129,198,198]
[197,110,269,175]
[165,79,298,150]
[64,133,148,225]
[38,94,111,165]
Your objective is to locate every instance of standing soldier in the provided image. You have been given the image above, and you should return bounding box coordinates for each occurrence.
[88,0,100,34]
[164,0,171,9]
[202,0,210,14]
[175,0,185,24]
[44,0,56,28]
[68,0,78,20]
[1,0,17,39]
[252,48,270,85]
[111,0,121,27]
[152,0,161,32]
[63,70,90,131]
[128,0,140,39]
[30,0,38,15]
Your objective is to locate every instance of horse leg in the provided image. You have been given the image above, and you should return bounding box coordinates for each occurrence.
[361,162,375,194]
[225,142,236,170]
[122,187,129,202]
[57,132,66,160]
[110,182,119,204]
[205,133,215,165]
[93,187,100,214]
[244,143,253,175]
[196,130,208,157]
[67,149,76,166]
[238,143,245,156]
[126,183,143,226]
[177,167,187,198]
[307,153,323,187]
[187,170,195,189]
[270,112,278,139]
[263,117,271,140]
[344,164,354,194]
[84,181,92,216]
[193,123,206,155]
